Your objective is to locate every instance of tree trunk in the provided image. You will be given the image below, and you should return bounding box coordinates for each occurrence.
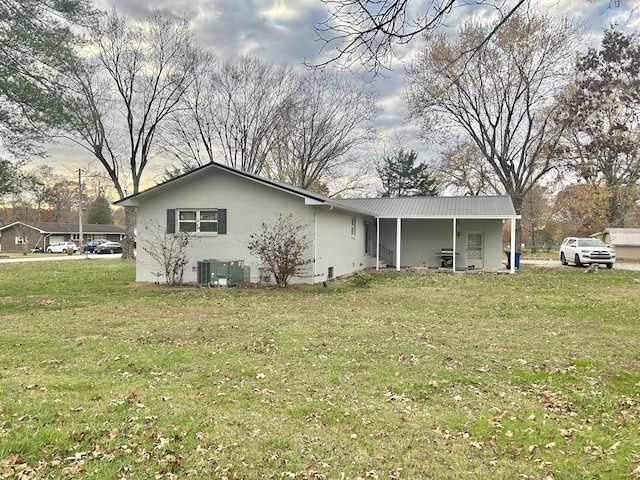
[121,206,137,260]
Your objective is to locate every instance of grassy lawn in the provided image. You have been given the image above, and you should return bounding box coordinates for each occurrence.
[1,261,639,479]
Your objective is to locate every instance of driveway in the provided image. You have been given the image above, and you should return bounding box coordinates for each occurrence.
[521,259,640,271]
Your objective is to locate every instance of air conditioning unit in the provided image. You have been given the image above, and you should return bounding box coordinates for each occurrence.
[197,260,247,287]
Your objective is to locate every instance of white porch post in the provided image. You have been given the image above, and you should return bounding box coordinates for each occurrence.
[313,209,318,281]
[376,217,380,271]
[396,218,401,271]
[510,217,516,274]
[452,217,457,272]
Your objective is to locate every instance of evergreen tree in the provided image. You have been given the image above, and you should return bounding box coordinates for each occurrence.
[87,197,113,224]
[376,149,439,197]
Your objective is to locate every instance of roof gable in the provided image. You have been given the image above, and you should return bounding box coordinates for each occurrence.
[115,162,331,207]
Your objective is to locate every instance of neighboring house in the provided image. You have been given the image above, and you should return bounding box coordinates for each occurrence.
[596,228,640,261]
[115,162,520,285]
[0,222,126,252]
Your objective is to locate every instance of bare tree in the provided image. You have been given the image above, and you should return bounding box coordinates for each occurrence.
[313,0,528,75]
[556,28,640,228]
[61,10,199,259]
[267,70,376,193]
[162,57,376,197]
[406,13,581,243]
[437,141,502,196]
[158,50,219,174]
[163,56,297,175]
[212,57,298,174]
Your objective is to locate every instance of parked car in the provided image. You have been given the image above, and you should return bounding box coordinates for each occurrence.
[95,241,123,254]
[46,241,78,254]
[82,239,108,253]
[560,237,615,268]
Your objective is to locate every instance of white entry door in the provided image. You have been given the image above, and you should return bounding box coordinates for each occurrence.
[467,232,484,268]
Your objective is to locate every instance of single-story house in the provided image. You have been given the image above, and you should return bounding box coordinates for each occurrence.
[115,162,520,285]
[0,221,126,252]
[596,228,640,261]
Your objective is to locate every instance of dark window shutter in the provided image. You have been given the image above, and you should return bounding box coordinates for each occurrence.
[218,209,227,234]
[167,209,175,234]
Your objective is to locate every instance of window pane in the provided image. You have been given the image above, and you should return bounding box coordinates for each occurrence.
[200,210,217,221]
[179,211,196,221]
[200,222,218,232]
[179,222,196,232]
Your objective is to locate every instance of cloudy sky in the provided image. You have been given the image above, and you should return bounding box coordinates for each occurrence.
[51,0,640,183]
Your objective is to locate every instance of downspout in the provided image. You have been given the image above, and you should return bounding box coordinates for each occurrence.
[376,217,380,271]
[396,218,401,271]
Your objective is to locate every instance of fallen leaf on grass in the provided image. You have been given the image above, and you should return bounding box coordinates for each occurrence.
[105,427,121,441]
[608,441,621,452]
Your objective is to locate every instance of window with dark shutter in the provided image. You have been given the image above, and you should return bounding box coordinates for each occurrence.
[168,208,227,234]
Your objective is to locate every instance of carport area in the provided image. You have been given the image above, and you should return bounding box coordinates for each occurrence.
[335,196,521,274]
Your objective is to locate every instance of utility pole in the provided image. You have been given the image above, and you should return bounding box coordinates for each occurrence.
[78,169,83,253]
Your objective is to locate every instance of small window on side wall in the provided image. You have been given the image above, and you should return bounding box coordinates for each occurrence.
[351,217,356,238]
[167,208,227,234]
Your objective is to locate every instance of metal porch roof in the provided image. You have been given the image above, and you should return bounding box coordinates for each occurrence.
[333,196,518,218]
